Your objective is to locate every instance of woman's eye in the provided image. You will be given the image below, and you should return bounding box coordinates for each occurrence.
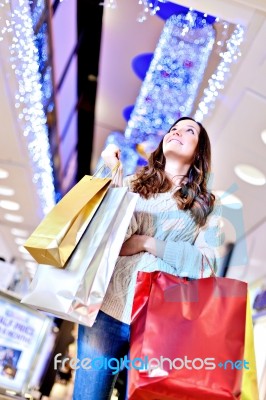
[187,129,194,134]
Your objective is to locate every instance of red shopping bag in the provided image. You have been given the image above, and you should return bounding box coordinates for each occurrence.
[129,271,249,400]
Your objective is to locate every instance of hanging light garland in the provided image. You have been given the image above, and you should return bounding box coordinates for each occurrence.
[194,23,245,122]
[0,0,55,215]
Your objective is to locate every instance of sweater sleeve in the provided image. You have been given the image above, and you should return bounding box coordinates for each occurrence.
[122,175,138,241]
[156,201,223,279]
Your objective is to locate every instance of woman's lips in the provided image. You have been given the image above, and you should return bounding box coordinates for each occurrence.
[168,138,183,145]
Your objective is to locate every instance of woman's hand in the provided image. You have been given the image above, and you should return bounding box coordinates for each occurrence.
[119,234,157,256]
[101,144,122,170]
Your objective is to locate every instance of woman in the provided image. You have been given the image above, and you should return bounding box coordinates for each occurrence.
[73,117,222,399]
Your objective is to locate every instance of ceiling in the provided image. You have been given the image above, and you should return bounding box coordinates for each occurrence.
[0,0,266,284]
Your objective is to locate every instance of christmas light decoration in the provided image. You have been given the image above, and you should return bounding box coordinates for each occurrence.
[194,23,245,122]
[0,0,55,215]
[124,12,215,143]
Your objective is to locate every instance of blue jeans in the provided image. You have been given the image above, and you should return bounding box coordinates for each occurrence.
[73,311,130,400]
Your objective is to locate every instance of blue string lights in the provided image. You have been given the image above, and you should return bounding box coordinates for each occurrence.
[29,0,46,30]
[124,12,215,144]
[0,0,55,215]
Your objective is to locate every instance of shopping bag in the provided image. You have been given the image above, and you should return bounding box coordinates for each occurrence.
[24,175,112,268]
[129,271,250,400]
[21,188,139,327]
[241,293,259,400]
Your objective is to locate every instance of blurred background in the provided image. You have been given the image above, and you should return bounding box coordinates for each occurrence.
[0,0,266,399]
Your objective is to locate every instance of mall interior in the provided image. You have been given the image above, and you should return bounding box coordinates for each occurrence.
[0,0,266,399]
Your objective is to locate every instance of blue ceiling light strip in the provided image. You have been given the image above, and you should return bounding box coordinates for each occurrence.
[153,2,188,21]
[154,1,216,24]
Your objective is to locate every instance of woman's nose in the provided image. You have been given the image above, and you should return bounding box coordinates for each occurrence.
[173,130,182,137]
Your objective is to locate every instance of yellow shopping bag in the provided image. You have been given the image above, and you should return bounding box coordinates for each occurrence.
[24,174,111,268]
[241,293,259,400]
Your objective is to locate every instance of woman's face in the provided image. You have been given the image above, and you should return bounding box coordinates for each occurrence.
[162,119,200,164]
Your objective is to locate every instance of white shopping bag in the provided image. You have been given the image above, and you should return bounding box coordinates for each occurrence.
[21,188,138,326]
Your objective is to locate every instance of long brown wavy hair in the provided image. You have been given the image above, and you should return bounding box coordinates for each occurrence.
[131,117,215,226]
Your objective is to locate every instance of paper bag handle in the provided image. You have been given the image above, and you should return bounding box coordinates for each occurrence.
[92,161,121,179]
[201,255,216,278]
[111,163,123,187]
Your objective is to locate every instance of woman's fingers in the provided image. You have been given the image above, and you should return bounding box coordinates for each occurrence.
[101,144,121,169]
[101,144,120,159]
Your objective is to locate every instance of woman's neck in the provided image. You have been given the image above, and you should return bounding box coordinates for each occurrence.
[164,160,190,187]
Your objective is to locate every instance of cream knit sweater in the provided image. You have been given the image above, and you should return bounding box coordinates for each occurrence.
[101,177,222,324]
